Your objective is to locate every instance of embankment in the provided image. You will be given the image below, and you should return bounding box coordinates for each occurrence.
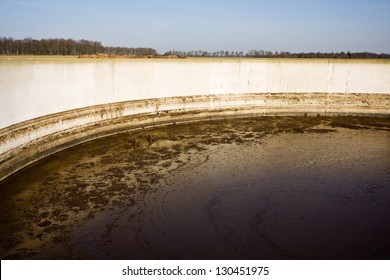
[0,57,389,181]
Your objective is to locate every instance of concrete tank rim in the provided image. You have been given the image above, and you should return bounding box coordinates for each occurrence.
[1,92,390,183]
[1,58,390,181]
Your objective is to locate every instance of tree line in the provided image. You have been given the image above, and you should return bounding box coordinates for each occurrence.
[1,37,388,59]
[165,49,390,59]
[0,37,157,56]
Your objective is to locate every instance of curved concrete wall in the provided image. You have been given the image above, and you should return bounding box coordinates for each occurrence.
[1,57,390,181]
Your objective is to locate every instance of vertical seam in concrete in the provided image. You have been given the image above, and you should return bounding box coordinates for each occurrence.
[111,61,116,102]
[32,63,37,120]
[233,59,241,94]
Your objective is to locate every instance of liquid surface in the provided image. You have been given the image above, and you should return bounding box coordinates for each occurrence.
[0,116,389,259]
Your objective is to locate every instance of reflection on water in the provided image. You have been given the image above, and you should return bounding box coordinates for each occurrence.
[0,117,389,259]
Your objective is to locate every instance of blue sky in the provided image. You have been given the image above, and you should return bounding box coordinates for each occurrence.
[1,0,389,53]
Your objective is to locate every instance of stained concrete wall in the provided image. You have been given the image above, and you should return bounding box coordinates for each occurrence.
[1,58,390,129]
[0,57,390,181]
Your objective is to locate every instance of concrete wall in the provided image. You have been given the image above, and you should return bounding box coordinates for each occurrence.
[1,58,390,129]
[0,57,390,181]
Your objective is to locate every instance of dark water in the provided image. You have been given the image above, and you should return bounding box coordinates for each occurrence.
[0,117,389,259]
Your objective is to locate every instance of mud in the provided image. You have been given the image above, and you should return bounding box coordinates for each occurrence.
[0,116,389,259]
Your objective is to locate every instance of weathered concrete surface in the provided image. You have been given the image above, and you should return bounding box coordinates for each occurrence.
[0,58,390,181]
[1,58,389,129]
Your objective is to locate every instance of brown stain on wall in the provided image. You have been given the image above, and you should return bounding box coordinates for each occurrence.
[0,92,389,181]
